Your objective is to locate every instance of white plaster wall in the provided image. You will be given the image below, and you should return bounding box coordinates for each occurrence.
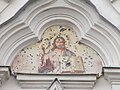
[112,0,120,14]
[93,76,112,90]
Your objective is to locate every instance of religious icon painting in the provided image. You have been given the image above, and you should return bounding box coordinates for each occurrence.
[11,25,103,76]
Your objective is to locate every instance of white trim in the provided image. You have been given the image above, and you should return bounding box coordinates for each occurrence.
[16,73,97,89]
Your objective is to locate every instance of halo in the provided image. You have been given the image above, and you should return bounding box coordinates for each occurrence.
[39,25,78,53]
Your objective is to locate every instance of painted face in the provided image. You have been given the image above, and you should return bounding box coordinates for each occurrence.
[55,38,65,49]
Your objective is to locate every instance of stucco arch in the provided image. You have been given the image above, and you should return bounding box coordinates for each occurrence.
[0,0,120,67]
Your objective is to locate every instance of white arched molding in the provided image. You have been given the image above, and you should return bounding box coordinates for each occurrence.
[0,20,38,65]
[83,19,120,66]
[18,0,99,36]
[0,0,120,68]
[0,0,29,25]
[22,7,94,39]
[36,17,83,40]
[0,0,58,65]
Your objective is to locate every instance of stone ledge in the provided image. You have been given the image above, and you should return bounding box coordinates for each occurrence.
[16,73,97,90]
[104,67,120,84]
[0,66,10,87]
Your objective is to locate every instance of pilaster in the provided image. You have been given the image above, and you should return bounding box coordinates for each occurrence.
[0,66,10,87]
[104,67,120,90]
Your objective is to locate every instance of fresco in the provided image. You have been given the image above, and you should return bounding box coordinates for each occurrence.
[11,25,103,75]
[38,36,84,74]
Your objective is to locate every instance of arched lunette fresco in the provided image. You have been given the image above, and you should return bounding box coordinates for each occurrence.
[11,25,103,75]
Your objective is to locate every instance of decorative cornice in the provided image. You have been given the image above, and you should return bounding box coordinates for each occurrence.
[0,66,10,87]
[104,67,120,85]
[16,73,97,90]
